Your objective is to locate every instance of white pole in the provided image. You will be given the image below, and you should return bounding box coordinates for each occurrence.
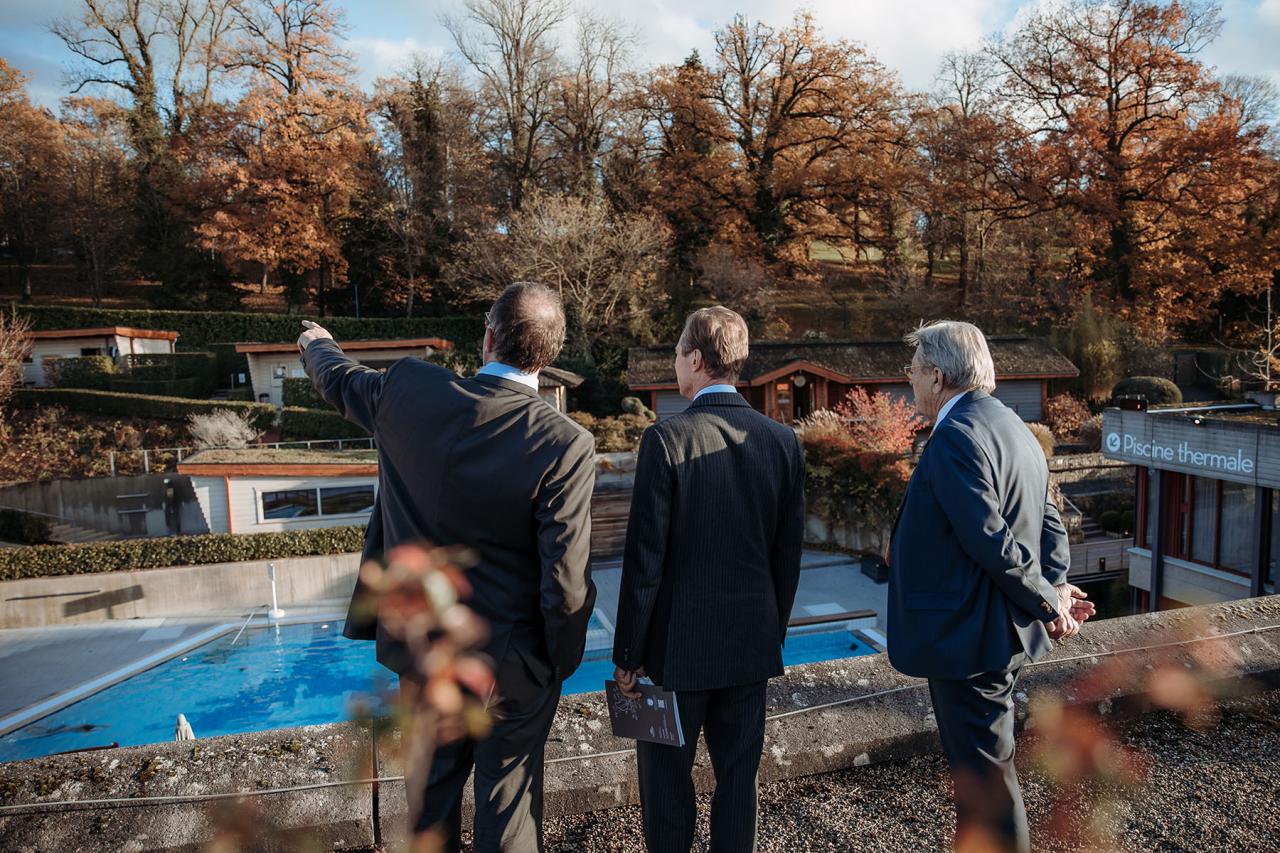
[267,562,285,620]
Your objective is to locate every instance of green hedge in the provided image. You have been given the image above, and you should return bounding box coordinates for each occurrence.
[46,355,117,389]
[122,352,218,392]
[279,406,369,440]
[0,526,366,580]
[15,304,484,352]
[13,388,276,430]
[0,510,53,546]
[1112,376,1182,406]
[283,377,327,409]
[108,376,206,398]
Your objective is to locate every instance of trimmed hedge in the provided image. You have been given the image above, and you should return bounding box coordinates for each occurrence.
[0,509,53,546]
[122,352,219,394]
[13,388,276,430]
[16,304,484,352]
[1112,376,1182,406]
[0,526,366,580]
[46,355,117,390]
[283,377,327,409]
[279,406,369,440]
[108,376,206,398]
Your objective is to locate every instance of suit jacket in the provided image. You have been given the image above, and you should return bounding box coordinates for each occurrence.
[302,340,598,685]
[887,390,1070,680]
[612,392,806,692]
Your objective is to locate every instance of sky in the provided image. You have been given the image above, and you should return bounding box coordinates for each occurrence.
[1,0,1278,111]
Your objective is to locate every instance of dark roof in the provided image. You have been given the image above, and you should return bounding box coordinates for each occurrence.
[540,366,585,388]
[627,336,1079,387]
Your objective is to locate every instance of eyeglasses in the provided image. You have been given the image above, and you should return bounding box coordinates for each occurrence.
[484,310,493,329]
[905,362,937,380]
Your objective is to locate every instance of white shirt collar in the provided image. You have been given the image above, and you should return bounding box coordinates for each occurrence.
[694,383,739,400]
[476,361,539,391]
[934,390,968,428]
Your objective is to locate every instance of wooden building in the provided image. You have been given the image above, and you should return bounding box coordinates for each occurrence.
[628,337,1079,424]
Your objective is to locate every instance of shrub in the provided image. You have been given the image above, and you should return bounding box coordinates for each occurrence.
[0,526,366,580]
[225,386,255,402]
[188,410,261,449]
[1079,414,1104,452]
[283,377,327,409]
[1042,394,1091,439]
[1112,376,1182,406]
[12,388,275,430]
[1098,509,1121,531]
[45,355,117,389]
[0,509,52,545]
[568,412,649,452]
[279,407,369,440]
[620,396,657,422]
[1026,422,1055,459]
[1120,510,1135,534]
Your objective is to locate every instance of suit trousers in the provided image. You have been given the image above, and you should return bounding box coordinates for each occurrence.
[927,668,1028,853]
[636,680,767,853]
[412,652,562,853]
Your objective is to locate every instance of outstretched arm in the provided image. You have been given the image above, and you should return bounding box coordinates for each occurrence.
[298,323,383,434]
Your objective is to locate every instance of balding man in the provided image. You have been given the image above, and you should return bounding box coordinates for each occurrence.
[890,320,1095,853]
[299,282,596,852]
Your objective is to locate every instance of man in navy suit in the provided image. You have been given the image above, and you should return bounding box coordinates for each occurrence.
[888,321,1095,853]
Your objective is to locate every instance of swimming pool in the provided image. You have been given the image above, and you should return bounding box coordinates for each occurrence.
[0,619,876,763]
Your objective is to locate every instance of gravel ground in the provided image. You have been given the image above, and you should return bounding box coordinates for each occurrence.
[528,688,1280,853]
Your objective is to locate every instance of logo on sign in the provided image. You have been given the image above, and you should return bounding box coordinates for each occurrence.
[1105,432,1121,452]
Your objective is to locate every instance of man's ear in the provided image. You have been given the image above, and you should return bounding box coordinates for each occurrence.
[689,348,703,374]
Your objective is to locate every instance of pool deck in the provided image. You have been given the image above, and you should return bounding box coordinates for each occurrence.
[0,551,883,734]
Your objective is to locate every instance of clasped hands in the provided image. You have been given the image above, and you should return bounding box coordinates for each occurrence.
[1047,582,1096,640]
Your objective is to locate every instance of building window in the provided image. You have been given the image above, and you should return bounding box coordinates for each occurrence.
[261,489,318,519]
[319,485,375,516]
[261,485,375,520]
[1149,472,1255,577]
[80,347,103,356]
[1218,482,1254,574]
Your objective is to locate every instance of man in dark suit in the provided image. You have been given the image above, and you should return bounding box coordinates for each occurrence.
[613,306,806,853]
[889,320,1095,853]
[297,282,596,852]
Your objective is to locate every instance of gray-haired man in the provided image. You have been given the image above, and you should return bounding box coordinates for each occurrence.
[888,320,1095,852]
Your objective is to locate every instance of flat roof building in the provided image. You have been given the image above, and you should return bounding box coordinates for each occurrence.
[1102,401,1280,611]
[23,327,179,387]
[628,336,1078,423]
[235,338,453,407]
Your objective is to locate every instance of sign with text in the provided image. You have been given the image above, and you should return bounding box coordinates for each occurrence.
[1101,409,1276,488]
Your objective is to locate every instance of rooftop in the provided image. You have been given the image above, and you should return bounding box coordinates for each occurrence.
[29,327,179,342]
[627,336,1079,387]
[181,448,378,465]
[1132,400,1280,429]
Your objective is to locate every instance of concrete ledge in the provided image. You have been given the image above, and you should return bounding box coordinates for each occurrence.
[0,724,374,852]
[0,553,360,629]
[2,596,1278,850]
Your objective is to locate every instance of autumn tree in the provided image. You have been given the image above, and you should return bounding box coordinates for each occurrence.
[454,191,669,357]
[445,0,568,212]
[53,0,236,303]
[191,0,368,313]
[0,309,34,440]
[0,60,64,301]
[57,98,137,307]
[988,0,1268,331]
[546,12,632,197]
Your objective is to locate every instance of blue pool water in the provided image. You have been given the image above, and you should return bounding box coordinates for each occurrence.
[0,620,875,763]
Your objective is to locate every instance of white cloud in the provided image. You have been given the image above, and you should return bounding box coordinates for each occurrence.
[1260,0,1280,26]
[350,36,442,83]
